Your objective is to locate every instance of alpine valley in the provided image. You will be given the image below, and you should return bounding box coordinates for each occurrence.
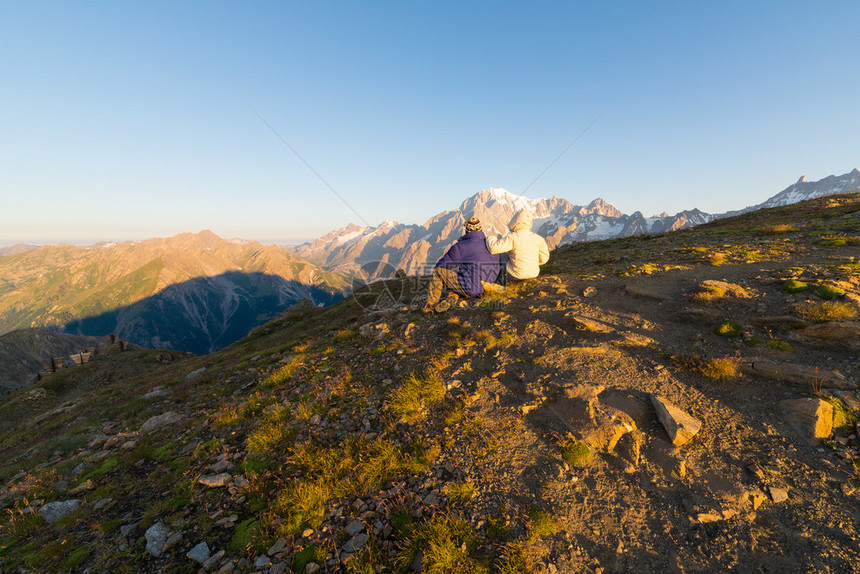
[0,231,348,357]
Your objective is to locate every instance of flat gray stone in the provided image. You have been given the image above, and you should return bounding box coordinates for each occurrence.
[39,499,81,523]
[344,519,365,537]
[202,549,226,570]
[341,533,369,553]
[163,530,183,553]
[139,411,184,434]
[199,473,232,488]
[187,541,211,563]
[120,521,140,538]
[145,521,171,557]
[268,537,288,556]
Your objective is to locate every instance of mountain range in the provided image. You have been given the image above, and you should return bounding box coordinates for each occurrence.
[293,169,860,276]
[1,169,857,367]
[0,231,348,356]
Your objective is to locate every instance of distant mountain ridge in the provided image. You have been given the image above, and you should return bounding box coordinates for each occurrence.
[721,168,860,217]
[293,169,860,275]
[0,231,349,354]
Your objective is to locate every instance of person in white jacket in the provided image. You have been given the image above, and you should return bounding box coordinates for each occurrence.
[485,211,550,280]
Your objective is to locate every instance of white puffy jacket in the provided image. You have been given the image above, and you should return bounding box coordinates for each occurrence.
[486,211,549,279]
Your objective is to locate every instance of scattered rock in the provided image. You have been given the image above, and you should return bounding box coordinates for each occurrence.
[650,395,702,447]
[69,479,94,495]
[202,549,226,570]
[199,473,233,488]
[139,411,184,434]
[625,284,668,301]
[145,521,171,557]
[582,286,597,298]
[268,537,288,556]
[305,563,321,574]
[344,519,365,537]
[254,556,272,569]
[163,530,183,553]
[798,321,860,344]
[143,388,169,399]
[38,499,81,523]
[209,459,233,473]
[769,487,789,503]
[187,541,211,564]
[779,398,833,445]
[740,358,857,390]
[341,532,369,552]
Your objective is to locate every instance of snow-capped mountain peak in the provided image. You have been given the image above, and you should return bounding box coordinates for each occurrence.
[291,169,859,277]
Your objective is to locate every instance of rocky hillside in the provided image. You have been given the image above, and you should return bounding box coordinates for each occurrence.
[0,193,858,573]
[0,231,349,355]
[0,329,109,397]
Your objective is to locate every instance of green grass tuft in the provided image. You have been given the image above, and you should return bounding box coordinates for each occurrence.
[714,320,743,338]
[815,285,846,300]
[560,437,592,467]
[782,280,809,293]
[526,508,558,537]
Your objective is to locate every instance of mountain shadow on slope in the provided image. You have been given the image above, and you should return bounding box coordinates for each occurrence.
[60,271,344,355]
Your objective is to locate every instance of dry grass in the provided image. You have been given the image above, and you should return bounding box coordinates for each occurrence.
[700,356,740,380]
[386,372,447,424]
[762,223,799,234]
[708,252,727,266]
[793,301,858,322]
[274,437,433,536]
[690,285,727,304]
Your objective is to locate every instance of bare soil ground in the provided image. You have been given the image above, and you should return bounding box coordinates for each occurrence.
[405,253,859,573]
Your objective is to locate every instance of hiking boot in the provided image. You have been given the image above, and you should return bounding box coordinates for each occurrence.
[422,303,436,314]
[434,299,451,313]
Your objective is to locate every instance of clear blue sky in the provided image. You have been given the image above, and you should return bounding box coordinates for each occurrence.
[2,1,858,244]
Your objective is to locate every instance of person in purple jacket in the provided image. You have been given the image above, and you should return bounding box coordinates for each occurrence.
[423,216,501,313]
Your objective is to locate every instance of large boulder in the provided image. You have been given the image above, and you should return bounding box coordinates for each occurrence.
[780,398,833,445]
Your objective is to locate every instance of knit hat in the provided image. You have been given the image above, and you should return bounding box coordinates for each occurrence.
[464,216,482,232]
